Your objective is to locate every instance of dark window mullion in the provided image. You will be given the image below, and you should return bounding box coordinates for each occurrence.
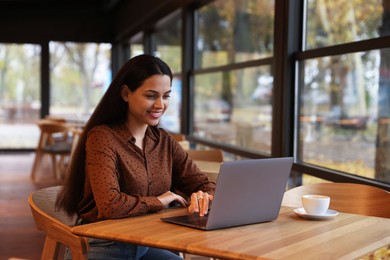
[40,41,49,118]
[181,5,195,135]
[295,36,390,60]
[192,58,273,76]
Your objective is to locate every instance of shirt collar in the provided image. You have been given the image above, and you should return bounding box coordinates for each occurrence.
[114,123,159,143]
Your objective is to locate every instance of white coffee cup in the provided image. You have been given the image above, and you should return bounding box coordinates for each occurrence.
[302,195,330,215]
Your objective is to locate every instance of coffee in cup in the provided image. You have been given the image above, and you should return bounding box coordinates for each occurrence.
[302,195,330,215]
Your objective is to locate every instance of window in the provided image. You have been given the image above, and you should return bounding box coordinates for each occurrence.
[160,76,182,133]
[193,0,274,155]
[153,11,182,74]
[194,66,272,154]
[305,0,388,49]
[296,0,390,184]
[0,44,40,149]
[153,11,183,133]
[130,33,144,58]
[49,42,111,120]
[195,0,273,68]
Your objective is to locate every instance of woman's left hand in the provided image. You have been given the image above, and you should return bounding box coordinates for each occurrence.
[188,191,213,216]
[157,191,189,208]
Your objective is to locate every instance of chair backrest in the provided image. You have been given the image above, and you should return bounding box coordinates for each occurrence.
[45,115,67,123]
[37,119,71,148]
[38,119,69,131]
[282,183,390,218]
[178,140,190,150]
[171,134,186,142]
[69,127,83,155]
[186,149,224,162]
[28,186,88,259]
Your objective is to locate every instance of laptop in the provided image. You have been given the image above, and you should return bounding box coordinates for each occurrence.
[160,157,293,230]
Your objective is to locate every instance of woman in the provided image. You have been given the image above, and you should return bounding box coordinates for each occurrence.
[56,54,215,259]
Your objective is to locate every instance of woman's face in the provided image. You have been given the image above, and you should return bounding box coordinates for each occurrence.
[123,74,171,127]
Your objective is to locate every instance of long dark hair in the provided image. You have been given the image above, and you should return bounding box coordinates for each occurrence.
[56,54,173,215]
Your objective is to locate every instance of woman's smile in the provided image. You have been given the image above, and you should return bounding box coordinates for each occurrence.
[148,110,163,119]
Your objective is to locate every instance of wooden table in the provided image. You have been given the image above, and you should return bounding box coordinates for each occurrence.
[194,160,221,182]
[72,207,390,259]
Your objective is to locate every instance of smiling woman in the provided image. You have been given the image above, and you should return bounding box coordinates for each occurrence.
[55,54,216,260]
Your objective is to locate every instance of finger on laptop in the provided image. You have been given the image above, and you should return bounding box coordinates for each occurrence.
[188,191,205,214]
[187,191,214,216]
[200,192,213,216]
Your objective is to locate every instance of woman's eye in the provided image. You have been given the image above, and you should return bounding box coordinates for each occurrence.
[146,95,157,99]
[163,95,171,99]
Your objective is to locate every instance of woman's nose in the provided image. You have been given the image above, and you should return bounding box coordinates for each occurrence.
[154,98,164,108]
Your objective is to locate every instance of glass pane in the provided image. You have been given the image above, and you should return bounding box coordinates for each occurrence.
[193,66,273,154]
[131,44,144,58]
[0,43,41,149]
[160,76,182,133]
[195,0,274,68]
[154,12,182,73]
[306,0,389,49]
[298,48,390,184]
[49,42,111,122]
[130,33,144,58]
[302,174,331,185]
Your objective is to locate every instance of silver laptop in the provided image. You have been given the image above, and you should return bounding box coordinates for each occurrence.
[160,157,293,230]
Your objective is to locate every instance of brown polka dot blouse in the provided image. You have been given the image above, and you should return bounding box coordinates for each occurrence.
[77,123,216,222]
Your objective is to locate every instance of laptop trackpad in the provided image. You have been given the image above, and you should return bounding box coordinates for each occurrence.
[161,214,209,229]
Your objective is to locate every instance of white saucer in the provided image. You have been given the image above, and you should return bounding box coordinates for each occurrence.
[293,208,339,220]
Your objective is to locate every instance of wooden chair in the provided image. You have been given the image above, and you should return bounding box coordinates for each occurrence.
[59,127,83,180]
[44,115,67,123]
[69,127,82,157]
[185,149,224,162]
[31,119,72,182]
[178,140,190,150]
[171,133,186,142]
[28,186,88,259]
[282,182,390,218]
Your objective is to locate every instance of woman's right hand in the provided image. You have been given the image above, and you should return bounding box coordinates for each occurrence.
[157,191,188,208]
[188,191,213,216]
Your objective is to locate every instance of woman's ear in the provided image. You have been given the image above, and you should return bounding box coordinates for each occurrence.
[121,85,129,102]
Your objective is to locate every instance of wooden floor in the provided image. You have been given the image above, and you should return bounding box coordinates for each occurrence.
[0,152,62,260]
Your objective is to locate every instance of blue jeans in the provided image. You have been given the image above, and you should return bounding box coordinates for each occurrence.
[64,237,183,260]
